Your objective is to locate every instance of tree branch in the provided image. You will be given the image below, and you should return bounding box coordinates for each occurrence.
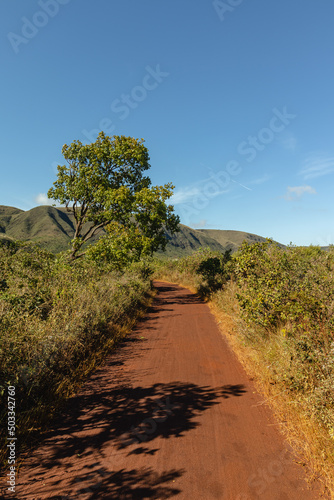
[81,220,109,243]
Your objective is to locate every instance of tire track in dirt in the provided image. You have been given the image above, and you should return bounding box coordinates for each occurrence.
[11,281,327,499]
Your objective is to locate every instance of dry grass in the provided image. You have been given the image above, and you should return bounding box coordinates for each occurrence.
[209,282,334,498]
[1,289,155,471]
[15,291,155,472]
[0,242,155,471]
[154,253,334,498]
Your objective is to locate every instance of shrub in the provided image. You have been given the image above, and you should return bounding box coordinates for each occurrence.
[232,241,334,437]
[0,241,152,466]
[156,247,232,296]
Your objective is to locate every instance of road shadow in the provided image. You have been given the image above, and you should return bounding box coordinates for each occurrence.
[28,382,247,463]
[47,467,183,499]
[17,281,246,499]
[129,284,202,331]
[153,283,204,307]
[18,381,246,498]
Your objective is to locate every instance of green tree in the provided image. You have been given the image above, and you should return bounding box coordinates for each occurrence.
[48,132,179,259]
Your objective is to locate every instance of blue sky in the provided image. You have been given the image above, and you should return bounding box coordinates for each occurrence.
[1,0,334,246]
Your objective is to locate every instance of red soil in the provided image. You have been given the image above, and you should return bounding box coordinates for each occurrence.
[8,281,327,499]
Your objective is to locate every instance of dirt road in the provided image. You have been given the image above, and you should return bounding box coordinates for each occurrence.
[14,281,325,499]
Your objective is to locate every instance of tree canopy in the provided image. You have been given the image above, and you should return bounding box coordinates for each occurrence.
[48,132,179,260]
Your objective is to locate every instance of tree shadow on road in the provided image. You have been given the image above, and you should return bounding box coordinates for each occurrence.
[153,285,204,307]
[47,467,183,499]
[32,382,247,462]
[19,381,246,498]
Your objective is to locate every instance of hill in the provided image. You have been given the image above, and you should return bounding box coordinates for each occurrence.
[0,205,75,253]
[0,205,278,256]
[0,206,24,233]
[159,224,228,258]
[197,229,268,253]
[0,205,105,254]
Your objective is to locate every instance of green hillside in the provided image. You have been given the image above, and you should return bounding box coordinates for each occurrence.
[157,224,226,258]
[0,205,24,233]
[1,206,73,253]
[197,229,268,253]
[0,205,279,256]
[0,205,106,253]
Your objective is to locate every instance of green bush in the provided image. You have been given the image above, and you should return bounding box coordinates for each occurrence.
[232,240,334,437]
[0,241,152,465]
[232,240,334,332]
[153,242,334,485]
[160,247,232,296]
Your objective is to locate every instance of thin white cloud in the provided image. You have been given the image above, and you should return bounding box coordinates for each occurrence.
[170,187,202,205]
[171,176,230,205]
[300,155,334,180]
[284,185,316,201]
[230,179,252,191]
[34,193,50,205]
[249,173,271,185]
[191,219,208,229]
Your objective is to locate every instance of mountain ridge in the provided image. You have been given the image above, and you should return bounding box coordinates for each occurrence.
[0,204,279,256]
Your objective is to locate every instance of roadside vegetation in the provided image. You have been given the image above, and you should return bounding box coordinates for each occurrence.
[0,132,179,470]
[153,242,334,496]
[1,130,332,494]
[0,240,154,468]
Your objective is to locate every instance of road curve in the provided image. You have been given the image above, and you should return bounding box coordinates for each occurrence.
[15,281,325,499]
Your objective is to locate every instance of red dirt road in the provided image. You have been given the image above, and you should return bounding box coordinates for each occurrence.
[12,281,326,499]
